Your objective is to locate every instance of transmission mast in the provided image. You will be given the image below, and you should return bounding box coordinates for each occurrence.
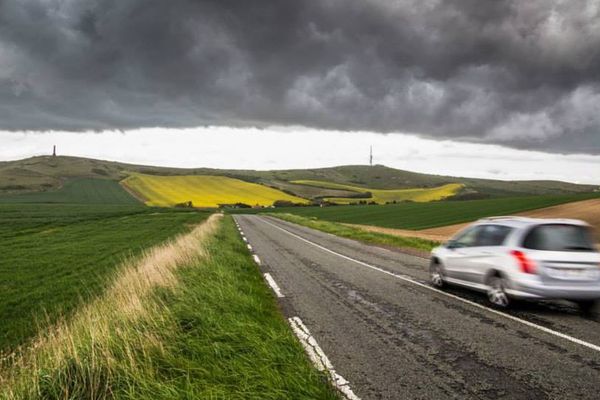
[369,146,373,166]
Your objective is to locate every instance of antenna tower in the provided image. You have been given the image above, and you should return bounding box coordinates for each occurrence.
[369,146,373,166]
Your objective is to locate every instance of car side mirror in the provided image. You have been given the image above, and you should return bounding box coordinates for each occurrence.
[446,240,457,250]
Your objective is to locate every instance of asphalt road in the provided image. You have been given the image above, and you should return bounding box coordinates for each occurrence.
[234,214,600,400]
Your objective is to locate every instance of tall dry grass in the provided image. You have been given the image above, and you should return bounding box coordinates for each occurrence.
[0,214,221,400]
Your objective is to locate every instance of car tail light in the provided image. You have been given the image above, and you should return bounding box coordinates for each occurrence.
[511,250,537,274]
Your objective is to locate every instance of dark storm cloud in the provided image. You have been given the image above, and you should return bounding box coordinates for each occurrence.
[0,0,599,154]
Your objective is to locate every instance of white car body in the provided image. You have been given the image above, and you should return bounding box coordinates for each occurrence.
[430,217,600,309]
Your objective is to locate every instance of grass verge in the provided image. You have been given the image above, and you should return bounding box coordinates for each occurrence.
[270,213,439,253]
[0,215,338,399]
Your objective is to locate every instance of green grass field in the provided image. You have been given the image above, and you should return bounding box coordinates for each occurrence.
[0,204,208,351]
[231,193,600,230]
[0,178,139,205]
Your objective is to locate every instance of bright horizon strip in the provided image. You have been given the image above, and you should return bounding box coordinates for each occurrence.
[0,126,599,185]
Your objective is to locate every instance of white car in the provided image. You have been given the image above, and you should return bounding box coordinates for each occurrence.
[430,217,600,313]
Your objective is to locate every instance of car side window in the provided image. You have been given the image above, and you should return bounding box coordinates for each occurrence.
[477,225,512,246]
[453,226,482,248]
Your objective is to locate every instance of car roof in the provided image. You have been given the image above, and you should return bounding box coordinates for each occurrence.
[473,216,590,229]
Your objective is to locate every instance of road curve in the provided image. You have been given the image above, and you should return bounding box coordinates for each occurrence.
[234,214,600,400]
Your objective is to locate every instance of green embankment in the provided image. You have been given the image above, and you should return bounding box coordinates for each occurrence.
[133,217,338,398]
[230,193,600,230]
[0,204,208,350]
[0,178,139,205]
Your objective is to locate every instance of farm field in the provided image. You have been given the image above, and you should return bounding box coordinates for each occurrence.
[0,214,337,399]
[0,178,139,205]
[123,173,309,207]
[0,203,209,351]
[231,192,600,230]
[292,180,463,203]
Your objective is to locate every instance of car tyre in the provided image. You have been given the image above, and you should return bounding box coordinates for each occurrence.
[487,276,510,308]
[575,300,596,317]
[430,260,446,289]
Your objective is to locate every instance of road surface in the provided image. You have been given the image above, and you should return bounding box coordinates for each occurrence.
[234,215,600,400]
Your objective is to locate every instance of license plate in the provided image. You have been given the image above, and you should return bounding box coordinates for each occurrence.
[548,268,596,280]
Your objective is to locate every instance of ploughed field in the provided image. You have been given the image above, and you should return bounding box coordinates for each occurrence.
[123,173,309,207]
[401,197,600,242]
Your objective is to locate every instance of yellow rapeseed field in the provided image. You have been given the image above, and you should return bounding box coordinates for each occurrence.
[291,180,463,204]
[123,174,309,208]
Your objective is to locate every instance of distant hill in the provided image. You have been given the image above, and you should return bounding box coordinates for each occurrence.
[0,156,597,201]
[248,164,599,198]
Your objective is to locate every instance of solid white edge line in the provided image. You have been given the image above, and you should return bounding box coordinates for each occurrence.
[289,317,361,400]
[264,273,285,298]
[261,218,600,353]
[253,254,261,265]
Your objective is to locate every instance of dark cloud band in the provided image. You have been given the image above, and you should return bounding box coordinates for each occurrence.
[0,0,599,154]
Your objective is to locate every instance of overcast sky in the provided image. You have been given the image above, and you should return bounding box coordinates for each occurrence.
[1,0,599,181]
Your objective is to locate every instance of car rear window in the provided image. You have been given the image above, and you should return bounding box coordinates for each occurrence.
[522,224,596,252]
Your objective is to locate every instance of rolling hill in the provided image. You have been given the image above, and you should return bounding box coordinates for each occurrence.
[0,156,597,206]
[247,164,598,197]
[291,180,463,204]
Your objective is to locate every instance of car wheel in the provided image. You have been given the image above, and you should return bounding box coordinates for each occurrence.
[430,260,445,289]
[487,276,510,308]
[575,300,596,316]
